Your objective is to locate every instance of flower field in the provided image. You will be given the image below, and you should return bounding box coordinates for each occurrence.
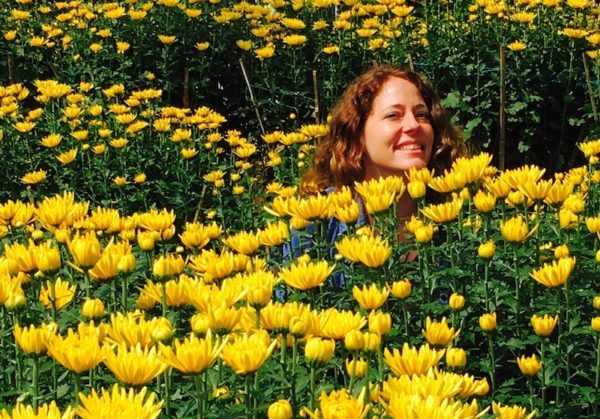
[1,0,600,418]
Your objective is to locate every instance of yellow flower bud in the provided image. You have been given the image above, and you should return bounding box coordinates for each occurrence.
[344,329,364,351]
[368,311,391,335]
[445,347,467,369]
[305,337,335,364]
[593,296,600,310]
[362,332,381,352]
[268,399,293,419]
[407,180,426,199]
[478,240,495,259]
[479,312,497,332]
[449,293,465,310]
[389,279,411,299]
[592,317,600,333]
[554,244,570,259]
[82,298,105,319]
[517,354,541,378]
[345,358,367,378]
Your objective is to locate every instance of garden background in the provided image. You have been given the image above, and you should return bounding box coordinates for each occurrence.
[0,0,599,418]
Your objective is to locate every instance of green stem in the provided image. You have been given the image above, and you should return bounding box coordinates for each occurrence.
[529,378,535,413]
[556,289,562,407]
[84,270,90,299]
[291,337,297,410]
[541,339,546,412]
[309,365,316,411]
[161,282,167,317]
[164,369,171,415]
[121,275,128,311]
[487,333,496,393]
[73,372,81,404]
[253,370,259,419]
[194,374,204,419]
[245,374,252,419]
[484,260,490,312]
[32,357,39,410]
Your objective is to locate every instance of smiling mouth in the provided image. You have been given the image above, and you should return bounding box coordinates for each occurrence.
[394,144,422,151]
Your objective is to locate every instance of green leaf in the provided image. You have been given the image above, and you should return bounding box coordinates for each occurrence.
[441,91,461,109]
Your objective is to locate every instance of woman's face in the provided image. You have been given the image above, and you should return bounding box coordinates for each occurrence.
[361,76,434,180]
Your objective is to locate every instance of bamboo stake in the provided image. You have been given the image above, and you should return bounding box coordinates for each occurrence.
[7,51,14,83]
[239,58,266,135]
[582,53,598,124]
[312,70,320,123]
[183,67,190,109]
[499,44,506,171]
[406,53,415,72]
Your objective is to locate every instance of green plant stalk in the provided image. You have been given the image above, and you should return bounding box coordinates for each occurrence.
[402,302,409,339]
[487,333,496,393]
[161,282,167,317]
[564,284,571,397]
[377,347,384,383]
[164,369,171,416]
[484,260,490,312]
[309,365,316,411]
[73,372,81,404]
[84,269,90,299]
[245,373,252,419]
[253,369,259,419]
[595,333,600,419]
[32,356,39,410]
[194,374,204,419]
[291,337,297,410]
[529,378,535,413]
[541,339,546,412]
[365,359,370,405]
[120,274,128,312]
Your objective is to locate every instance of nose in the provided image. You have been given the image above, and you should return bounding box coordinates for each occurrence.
[402,112,420,132]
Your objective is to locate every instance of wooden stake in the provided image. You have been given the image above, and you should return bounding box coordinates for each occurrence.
[406,53,415,72]
[312,70,320,123]
[239,58,266,135]
[183,67,190,109]
[582,53,598,124]
[499,44,506,171]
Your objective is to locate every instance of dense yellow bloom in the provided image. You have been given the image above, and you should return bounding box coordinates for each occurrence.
[82,298,105,319]
[105,311,157,349]
[222,230,261,255]
[152,253,185,279]
[544,180,574,206]
[305,336,335,364]
[41,134,62,148]
[428,170,466,193]
[384,343,445,376]
[508,40,526,52]
[420,198,463,223]
[449,293,465,310]
[492,402,536,419]
[478,240,496,259]
[517,354,541,378]
[0,401,73,419]
[531,314,558,337]
[308,388,369,419]
[46,327,96,371]
[104,343,166,386]
[386,393,470,418]
[282,34,307,46]
[158,35,176,45]
[159,330,225,374]
[335,234,392,268]
[530,257,576,288]
[278,260,334,290]
[286,194,330,220]
[567,0,591,8]
[220,330,276,375]
[319,308,366,340]
[500,216,529,243]
[21,170,46,185]
[13,323,54,355]
[77,385,162,419]
[68,231,102,268]
[422,317,459,347]
[39,278,76,310]
[32,241,62,273]
[34,80,71,98]
[258,220,290,246]
[352,283,389,310]
[138,208,175,235]
[355,176,405,215]
[255,44,275,60]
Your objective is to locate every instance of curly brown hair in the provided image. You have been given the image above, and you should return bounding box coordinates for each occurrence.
[301,64,468,194]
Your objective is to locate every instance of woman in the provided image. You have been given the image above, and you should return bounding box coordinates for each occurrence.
[301,64,467,222]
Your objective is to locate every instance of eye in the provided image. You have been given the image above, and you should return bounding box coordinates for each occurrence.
[385,112,400,119]
[416,111,431,121]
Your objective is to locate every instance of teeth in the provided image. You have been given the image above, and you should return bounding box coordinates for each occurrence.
[396,144,421,151]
